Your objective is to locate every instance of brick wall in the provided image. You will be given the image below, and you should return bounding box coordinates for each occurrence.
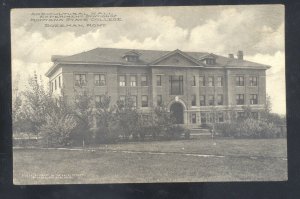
[50,64,266,109]
[48,63,267,126]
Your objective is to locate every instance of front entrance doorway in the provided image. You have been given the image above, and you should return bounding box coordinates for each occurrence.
[170,102,184,124]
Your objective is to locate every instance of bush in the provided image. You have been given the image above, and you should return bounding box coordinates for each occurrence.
[216,118,286,139]
[39,113,77,147]
[258,121,282,138]
[138,125,159,141]
[152,106,174,138]
[184,130,191,139]
[236,118,262,138]
[93,125,119,144]
[215,122,237,137]
[69,125,94,146]
[166,125,186,140]
[94,115,120,144]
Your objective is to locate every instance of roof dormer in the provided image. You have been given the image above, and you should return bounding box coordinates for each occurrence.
[199,53,217,65]
[122,50,140,62]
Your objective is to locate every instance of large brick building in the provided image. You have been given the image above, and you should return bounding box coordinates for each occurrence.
[46,48,270,128]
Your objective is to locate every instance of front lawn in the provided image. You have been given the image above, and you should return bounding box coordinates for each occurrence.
[13,138,287,184]
[91,138,287,158]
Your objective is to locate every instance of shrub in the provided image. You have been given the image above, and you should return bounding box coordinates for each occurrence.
[184,129,191,139]
[115,97,140,139]
[70,125,94,146]
[166,125,186,139]
[235,118,260,138]
[93,125,119,144]
[216,118,285,139]
[152,106,175,139]
[258,121,281,138]
[138,125,160,141]
[39,114,77,147]
[216,122,237,137]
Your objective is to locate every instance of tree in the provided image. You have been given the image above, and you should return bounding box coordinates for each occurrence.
[12,72,22,130]
[153,105,175,138]
[37,91,77,146]
[216,95,286,138]
[12,72,82,147]
[21,72,54,135]
[115,95,139,139]
[260,94,286,125]
[265,94,272,114]
[39,108,77,147]
[260,94,272,121]
[94,93,119,143]
[71,88,95,146]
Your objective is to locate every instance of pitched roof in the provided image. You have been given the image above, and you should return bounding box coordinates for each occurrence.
[46,47,271,77]
[122,50,141,57]
[149,49,205,66]
[198,53,218,59]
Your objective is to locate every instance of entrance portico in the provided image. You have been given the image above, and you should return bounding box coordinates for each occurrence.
[167,97,188,125]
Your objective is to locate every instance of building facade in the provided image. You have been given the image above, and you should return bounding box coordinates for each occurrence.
[46,48,270,129]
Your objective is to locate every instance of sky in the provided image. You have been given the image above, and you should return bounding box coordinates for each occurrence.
[11,5,285,114]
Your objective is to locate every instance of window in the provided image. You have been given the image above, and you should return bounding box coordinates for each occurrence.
[119,75,126,86]
[141,95,148,107]
[142,114,150,122]
[236,76,244,86]
[157,95,162,106]
[119,95,126,102]
[75,74,86,86]
[55,79,57,90]
[205,58,215,65]
[156,75,162,86]
[141,114,151,126]
[141,75,148,86]
[95,74,106,86]
[200,95,206,106]
[216,76,223,87]
[191,113,197,124]
[95,95,104,103]
[131,95,137,107]
[249,76,258,86]
[199,76,205,86]
[51,82,54,92]
[192,76,196,86]
[58,76,61,88]
[218,112,224,122]
[236,94,244,105]
[126,56,138,62]
[201,113,207,124]
[250,94,258,104]
[191,95,196,106]
[95,95,100,103]
[169,75,183,95]
[251,112,259,119]
[217,94,223,105]
[208,76,214,86]
[237,112,245,120]
[208,113,215,123]
[130,75,137,87]
[208,95,214,106]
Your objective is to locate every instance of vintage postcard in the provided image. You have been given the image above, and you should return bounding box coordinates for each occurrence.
[11,5,286,184]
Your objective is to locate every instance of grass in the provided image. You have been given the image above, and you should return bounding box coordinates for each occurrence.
[13,138,287,184]
[91,138,287,158]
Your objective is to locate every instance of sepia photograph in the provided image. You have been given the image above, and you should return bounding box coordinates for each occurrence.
[11,5,286,184]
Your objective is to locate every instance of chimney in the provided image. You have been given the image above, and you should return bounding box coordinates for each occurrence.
[228,54,234,59]
[237,50,243,60]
